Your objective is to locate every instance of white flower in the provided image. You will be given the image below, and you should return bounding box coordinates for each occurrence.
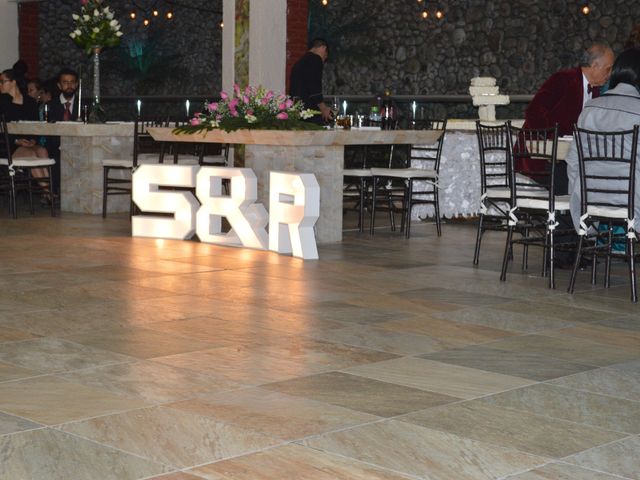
[74,29,82,36]
[106,12,114,19]
[69,32,76,38]
[300,109,315,119]
[83,15,90,21]
[245,114,257,123]
[92,27,100,33]
[109,19,118,27]
[115,31,123,37]
[93,9,99,16]
[72,13,79,20]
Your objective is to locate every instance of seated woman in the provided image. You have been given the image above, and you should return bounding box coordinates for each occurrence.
[566,48,640,233]
[0,69,54,200]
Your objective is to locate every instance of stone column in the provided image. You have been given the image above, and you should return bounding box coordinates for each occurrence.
[0,0,19,70]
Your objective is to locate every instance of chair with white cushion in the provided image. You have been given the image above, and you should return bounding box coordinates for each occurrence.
[102,117,169,218]
[473,121,512,265]
[369,119,447,238]
[568,125,639,302]
[0,115,56,218]
[500,124,571,288]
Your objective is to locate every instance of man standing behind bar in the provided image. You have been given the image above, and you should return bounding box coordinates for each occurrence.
[289,38,332,124]
[521,43,615,187]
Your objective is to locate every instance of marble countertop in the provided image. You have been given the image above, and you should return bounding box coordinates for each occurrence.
[6,121,135,137]
[148,127,443,146]
[446,119,525,130]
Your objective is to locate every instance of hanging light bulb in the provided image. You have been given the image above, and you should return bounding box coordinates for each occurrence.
[143,18,150,26]
[422,10,429,19]
[321,0,328,5]
[581,4,590,15]
[166,11,173,19]
[220,21,224,28]
[152,9,159,17]
[130,11,136,19]
[435,9,444,19]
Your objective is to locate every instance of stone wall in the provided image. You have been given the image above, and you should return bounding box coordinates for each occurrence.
[310,0,638,97]
[37,0,222,97]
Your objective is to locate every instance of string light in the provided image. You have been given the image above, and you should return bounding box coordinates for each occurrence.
[422,10,428,19]
[435,9,444,19]
[581,4,590,15]
[130,11,136,19]
[321,0,328,5]
[166,11,173,19]
[143,18,150,26]
[152,9,159,16]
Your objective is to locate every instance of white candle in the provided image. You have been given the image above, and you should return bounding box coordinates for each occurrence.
[412,101,416,119]
[76,76,82,121]
[342,100,347,116]
[136,99,142,117]
[185,99,190,117]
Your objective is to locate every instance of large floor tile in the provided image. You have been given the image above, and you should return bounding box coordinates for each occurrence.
[0,376,149,425]
[0,411,42,435]
[0,337,134,374]
[0,326,40,343]
[58,360,239,403]
[564,436,640,480]
[302,419,547,480]
[507,462,629,479]
[420,345,596,381]
[547,363,640,402]
[248,337,398,370]
[151,347,326,385]
[307,324,459,355]
[0,361,38,382]
[167,387,378,441]
[478,334,640,367]
[377,316,516,347]
[189,443,415,479]
[479,383,640,434]
[547,324,640,350]
[343,357,534,399]
[399,401,625,458]
[263,371,458,417]
[60,406,282,469]
[63,326,220,359]
[0,428,170,479]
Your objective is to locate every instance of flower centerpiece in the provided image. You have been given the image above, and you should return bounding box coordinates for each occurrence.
[174,85,322,134]
[69,0,122,123]
[69,0,123,54]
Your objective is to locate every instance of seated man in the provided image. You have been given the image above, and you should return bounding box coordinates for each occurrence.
[565,48,640,233]
[522,43,614,191]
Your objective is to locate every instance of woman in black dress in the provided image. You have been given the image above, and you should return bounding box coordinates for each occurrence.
[0,69,53,197]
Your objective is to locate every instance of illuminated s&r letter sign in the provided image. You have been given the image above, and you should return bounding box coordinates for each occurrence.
[131,165,319,259]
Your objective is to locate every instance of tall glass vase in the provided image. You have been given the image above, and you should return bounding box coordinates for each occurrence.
[88,46,105,123]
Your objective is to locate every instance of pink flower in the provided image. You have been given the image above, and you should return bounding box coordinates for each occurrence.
[276,112,288,120]
[207,102,218,112]
[247,109,254,115]
[190,118,201,126]
[233,84,241,96]
[285,99,294,109]
[242,95,250,104]
[265,90,274,100]
[229,98,239,110]
[220,91,228,100]
[194,112,201,118]
[261,97,270,105]
[244,86,251,95]
[278,103,287,111]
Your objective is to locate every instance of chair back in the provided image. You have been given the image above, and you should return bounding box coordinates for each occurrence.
[0,115,14,167]
[410,119,447,173]
[573,125,639,232]
[476,121,511,193]
[507,124,559,211]
[133,117,170,166]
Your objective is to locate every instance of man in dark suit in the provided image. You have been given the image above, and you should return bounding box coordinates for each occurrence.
[46,68,80,197]
[48,68,80,122]
[289,38,332,125]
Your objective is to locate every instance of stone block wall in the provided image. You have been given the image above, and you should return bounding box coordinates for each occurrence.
[311,0,638,96]
[37,0,223,97]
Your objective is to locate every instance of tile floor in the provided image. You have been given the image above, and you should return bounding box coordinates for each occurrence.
[0,210,638,479]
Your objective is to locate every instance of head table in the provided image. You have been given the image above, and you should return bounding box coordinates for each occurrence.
[148,128,443,243]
